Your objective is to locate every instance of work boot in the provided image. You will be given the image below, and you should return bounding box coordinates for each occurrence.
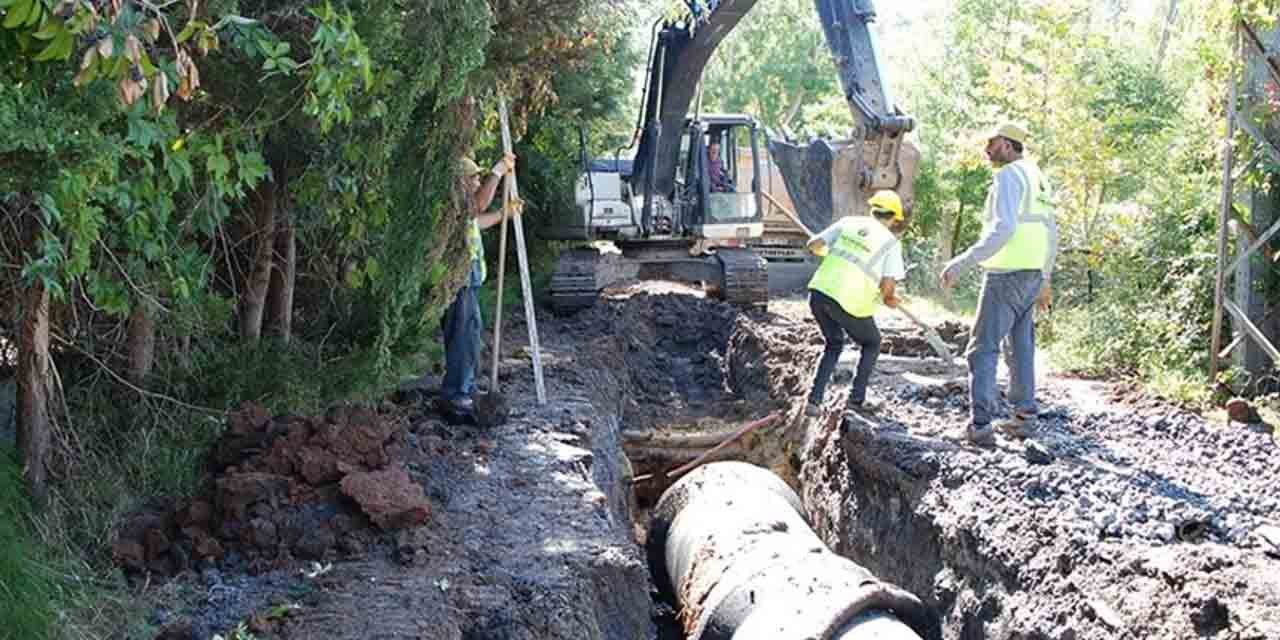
[965,422,995,446]
[437,396,476,425]
[846,399,882,415]
[997,413,1038,440]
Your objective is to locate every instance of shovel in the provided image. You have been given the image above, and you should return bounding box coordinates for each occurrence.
[894,302,954,361]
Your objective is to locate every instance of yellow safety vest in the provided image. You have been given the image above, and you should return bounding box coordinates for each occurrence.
[981,159,1054,271]
[467,218,486,283]
[807,216,899,318]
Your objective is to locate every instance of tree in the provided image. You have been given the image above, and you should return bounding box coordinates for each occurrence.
[699,0,839,133]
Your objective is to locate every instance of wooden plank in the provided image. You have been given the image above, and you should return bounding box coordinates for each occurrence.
[1220,304,1280,358]
[1226,211,1280,276]
[1217,333,1243,360]
[498,96,547,405]
[1224,298,1280,364]
[663,412,781,480]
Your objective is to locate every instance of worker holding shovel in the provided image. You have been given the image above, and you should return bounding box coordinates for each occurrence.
[803,190,908,418]
[439,152,521,422]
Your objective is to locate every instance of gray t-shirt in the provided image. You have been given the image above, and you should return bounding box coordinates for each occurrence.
[947,160,1058,282]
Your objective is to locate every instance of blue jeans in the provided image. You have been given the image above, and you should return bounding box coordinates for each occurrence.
[966,271,1042,425]
[442,285,483,401]
[808,290,881,406]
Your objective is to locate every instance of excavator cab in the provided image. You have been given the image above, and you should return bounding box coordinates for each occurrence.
[551,117,770,314]
[676,115,765,242]
[566,115,765,244]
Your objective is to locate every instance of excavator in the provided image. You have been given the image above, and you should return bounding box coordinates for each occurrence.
[545,0,920,313]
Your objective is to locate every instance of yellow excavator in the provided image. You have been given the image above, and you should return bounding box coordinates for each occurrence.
[545,0,920,313]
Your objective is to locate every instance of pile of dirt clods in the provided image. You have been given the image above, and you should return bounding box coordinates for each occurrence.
[112,403,428,577]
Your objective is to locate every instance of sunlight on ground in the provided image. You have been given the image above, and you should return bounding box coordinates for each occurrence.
[0,335,14,369]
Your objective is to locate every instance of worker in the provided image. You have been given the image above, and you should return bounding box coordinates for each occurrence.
[803,190,907,417]
[707,141,733,193]
[939,122,1057,445]
[439,152,520,420]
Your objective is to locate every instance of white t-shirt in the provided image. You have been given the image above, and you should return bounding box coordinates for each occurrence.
[814,217,906,280]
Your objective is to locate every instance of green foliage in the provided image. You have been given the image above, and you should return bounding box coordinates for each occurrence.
[701,0,836,132]
[0,446,58,640]
[880,0,1243,403]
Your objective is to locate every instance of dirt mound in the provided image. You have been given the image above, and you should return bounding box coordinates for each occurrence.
[114,403,425,577]
[558,293,757,427]
[800,369,1280,638]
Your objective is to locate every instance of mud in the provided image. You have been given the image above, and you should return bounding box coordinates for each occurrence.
[617,292,1278,639]
[560,292,756,431]
[130,287,1278,639]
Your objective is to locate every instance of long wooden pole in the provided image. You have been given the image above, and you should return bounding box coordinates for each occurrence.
[491,167,511,394]
[1211,28,1241,382]
[497,96,546,405]
[762,189,812,235]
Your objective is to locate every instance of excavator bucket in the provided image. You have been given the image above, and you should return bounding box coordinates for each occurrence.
[767,137,867,234]
[768,134,921,234]
[765,0,920,235]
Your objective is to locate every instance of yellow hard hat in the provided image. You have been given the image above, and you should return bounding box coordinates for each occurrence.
[458,156,483,177]
[984,121,1030,146]
[868,190,904,222]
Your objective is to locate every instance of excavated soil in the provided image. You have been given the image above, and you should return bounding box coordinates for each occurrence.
[724,305,1280,639]
[138,305,657,639]
[129,287,1279,639]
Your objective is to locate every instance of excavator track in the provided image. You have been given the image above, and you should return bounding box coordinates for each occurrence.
[716,248,768,308]
[549,247,608,314]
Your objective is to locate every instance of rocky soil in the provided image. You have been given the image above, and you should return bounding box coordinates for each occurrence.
[124,285,1279,640]
[137,300,658,639]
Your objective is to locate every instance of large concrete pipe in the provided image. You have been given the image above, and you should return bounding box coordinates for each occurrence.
[648,461,939,640]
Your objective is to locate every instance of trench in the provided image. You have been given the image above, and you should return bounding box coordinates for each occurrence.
[74,287,1280,638]
[596,290,1280,640]
[592,291,963,639]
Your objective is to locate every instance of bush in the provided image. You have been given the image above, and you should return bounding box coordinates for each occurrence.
[1041,250,1215,405]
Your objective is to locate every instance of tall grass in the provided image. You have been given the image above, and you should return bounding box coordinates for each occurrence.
[0,445,58,640]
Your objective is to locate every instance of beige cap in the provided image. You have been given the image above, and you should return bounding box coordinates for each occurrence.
[458,156,483,177]
[985,121,1030,146]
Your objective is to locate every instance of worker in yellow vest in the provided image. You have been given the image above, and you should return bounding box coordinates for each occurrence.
[440,152,519,420]
[803,190,907,417]
[940,122,1058,445]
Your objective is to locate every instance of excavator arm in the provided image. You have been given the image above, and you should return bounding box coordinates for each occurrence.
[630,0,918,235]
[773,0,920,233]
[631,0,756,201]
